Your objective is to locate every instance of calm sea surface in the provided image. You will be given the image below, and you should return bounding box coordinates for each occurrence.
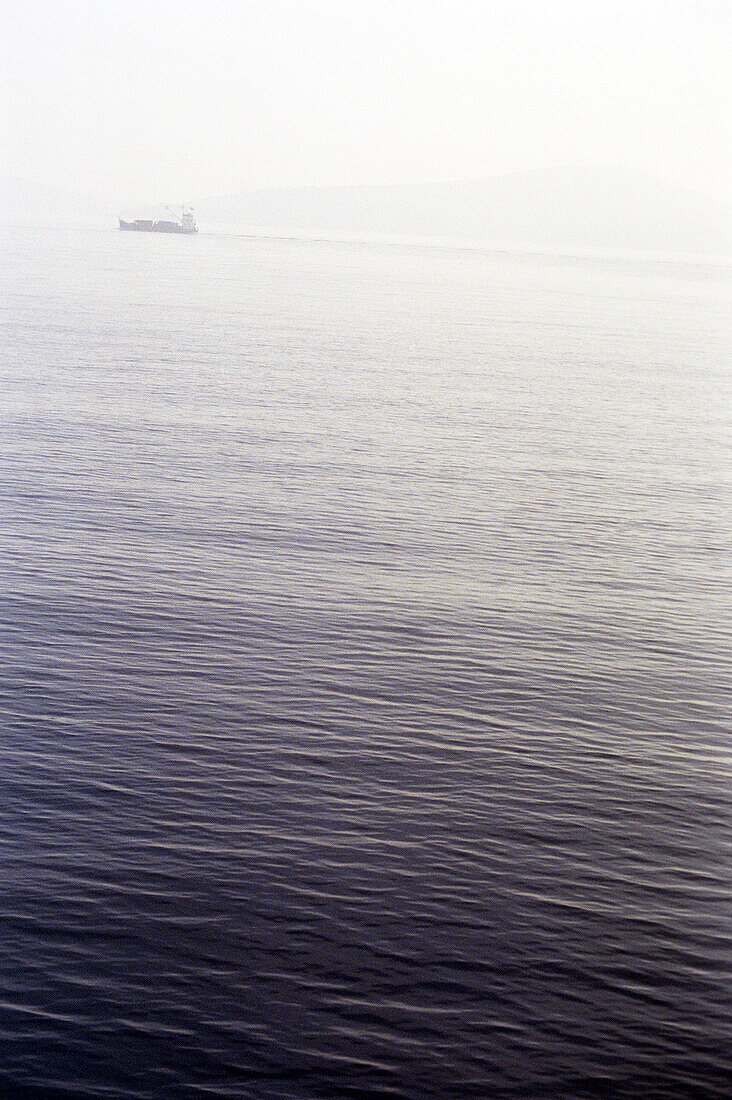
[0,226,730,1099]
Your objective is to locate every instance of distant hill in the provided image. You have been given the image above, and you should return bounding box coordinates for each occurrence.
[3,168,729,254]
[194,167,730,255]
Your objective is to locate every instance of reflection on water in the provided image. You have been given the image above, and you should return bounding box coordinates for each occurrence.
[0,227,730,1098]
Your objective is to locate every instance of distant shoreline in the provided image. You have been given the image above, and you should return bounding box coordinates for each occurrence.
[3,219,730,270]
[199,222,732,268]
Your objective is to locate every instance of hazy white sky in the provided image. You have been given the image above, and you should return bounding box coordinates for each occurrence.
[2,0,729,205]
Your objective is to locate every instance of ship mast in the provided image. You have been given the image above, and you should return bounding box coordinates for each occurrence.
[166,204,196,231]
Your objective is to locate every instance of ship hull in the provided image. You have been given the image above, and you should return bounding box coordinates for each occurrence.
[119,219,197,234]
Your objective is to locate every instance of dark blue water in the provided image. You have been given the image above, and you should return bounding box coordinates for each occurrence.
[1,226,730,1098]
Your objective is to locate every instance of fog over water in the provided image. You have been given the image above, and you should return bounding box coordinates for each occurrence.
[1,226,729,1098]
[3,1,729,206]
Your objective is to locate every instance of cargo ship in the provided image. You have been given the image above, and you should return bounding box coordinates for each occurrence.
[119,206,197,234]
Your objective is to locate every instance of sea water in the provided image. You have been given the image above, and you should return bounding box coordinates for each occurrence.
[0,226,729,1098]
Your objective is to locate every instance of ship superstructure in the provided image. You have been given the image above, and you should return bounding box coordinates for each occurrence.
[119,206,197,234]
